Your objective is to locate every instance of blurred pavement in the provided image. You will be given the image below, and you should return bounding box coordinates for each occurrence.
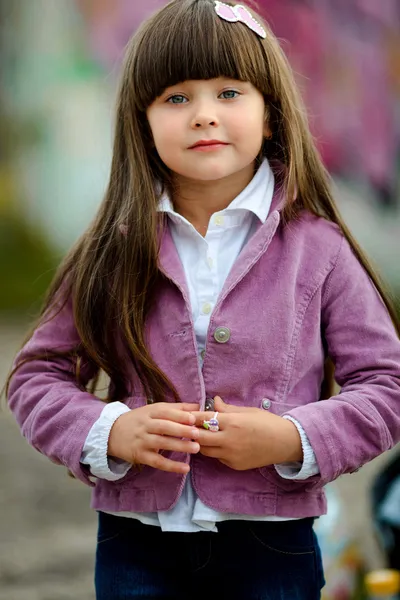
[0,323,96,600]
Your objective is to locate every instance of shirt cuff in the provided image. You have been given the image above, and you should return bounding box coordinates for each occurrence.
[81,401,132,481]
[274,416,320,480]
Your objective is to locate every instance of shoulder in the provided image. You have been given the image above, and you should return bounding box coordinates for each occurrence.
[291,212,377,303]
[282,210,345,273]
[295,209,343,245]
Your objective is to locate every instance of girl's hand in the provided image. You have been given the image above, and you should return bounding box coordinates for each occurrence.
[193,397,303,470]
[108,403,201,474]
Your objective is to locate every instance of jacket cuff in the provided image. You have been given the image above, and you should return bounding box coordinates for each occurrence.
[274,416,320,480]
[81,402,132,481]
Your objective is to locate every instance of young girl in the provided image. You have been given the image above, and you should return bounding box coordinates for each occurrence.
[7,1,400,598]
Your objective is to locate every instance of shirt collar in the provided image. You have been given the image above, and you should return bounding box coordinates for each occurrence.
[158,159,275,225]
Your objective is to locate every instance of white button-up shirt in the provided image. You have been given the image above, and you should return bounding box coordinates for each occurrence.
[82,160,319,532]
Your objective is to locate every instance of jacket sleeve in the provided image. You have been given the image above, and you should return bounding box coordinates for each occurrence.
[285,235,400,486]
[7,295,107,486]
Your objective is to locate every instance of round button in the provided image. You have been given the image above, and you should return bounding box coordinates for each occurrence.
[207,256,214,269]
[205,397,214,411]
[214,215,224,226]
[262,398,271,410]
[214,327,231,344]
[200,349,206,360]
[202,302,212,315]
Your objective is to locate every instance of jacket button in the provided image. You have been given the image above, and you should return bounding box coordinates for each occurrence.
[205,397,215,411]
[262,398,271,410]
[214,327,231,343]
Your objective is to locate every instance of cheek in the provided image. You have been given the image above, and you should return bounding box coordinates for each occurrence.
[149,116,185,170]
[234,116,265,148]
[230,105,265,142]
[147,110,177,152]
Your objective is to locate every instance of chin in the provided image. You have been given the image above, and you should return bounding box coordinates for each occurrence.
[178,163,241,182]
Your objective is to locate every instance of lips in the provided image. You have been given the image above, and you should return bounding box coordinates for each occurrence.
[189,140,229,149]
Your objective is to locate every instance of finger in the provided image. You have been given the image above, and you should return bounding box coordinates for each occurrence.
[147,434,200,454]
[179,403,201,411]
[151,405,198,425]
[213,396,226,411]
[148,420,200,439]
[213,396,255,413]
[141,451,190,474]
[196,429,225,446]
[191,411,225,428]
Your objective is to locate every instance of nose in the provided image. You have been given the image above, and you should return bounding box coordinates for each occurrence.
[192,118,217,129]
[191,102,219,129]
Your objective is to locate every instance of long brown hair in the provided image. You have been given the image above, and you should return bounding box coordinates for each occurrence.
[6,0,399,403]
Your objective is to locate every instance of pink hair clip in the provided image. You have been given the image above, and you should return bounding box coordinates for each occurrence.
[214,1,266,39]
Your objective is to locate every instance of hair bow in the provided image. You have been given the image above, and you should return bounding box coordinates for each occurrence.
[214,1,266,39]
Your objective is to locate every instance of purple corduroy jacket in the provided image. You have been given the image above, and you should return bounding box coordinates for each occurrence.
[8,189,400,518]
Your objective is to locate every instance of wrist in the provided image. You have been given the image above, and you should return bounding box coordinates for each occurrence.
[107,414,125,460]
[276,418,303,463]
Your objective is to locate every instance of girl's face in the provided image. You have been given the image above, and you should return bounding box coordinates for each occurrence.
[146,78,270,183]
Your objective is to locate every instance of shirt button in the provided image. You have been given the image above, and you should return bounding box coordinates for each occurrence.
[200,350,206,360]
[214,215,224,226]
[207,256,214,269]
[202,302,212,315]
[214,327,231,343]
[262,398,271,410]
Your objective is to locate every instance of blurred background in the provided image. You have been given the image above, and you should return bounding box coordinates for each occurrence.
[0,1,399,599]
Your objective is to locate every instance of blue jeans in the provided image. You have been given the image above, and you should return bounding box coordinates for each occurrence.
[95,512,325,599]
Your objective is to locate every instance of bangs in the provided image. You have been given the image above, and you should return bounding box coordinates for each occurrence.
[131,0,272,110]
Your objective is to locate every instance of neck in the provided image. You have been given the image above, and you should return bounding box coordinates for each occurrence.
[172,162,256,236]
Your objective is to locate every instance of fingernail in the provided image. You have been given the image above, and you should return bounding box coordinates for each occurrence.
[188,414,196,424]
[191,429,199,438]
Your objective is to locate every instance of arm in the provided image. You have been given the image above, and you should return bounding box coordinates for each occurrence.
[8,296,201,482]
[7,296,107,486]
[285,236,400,485]
[274,417,319,480]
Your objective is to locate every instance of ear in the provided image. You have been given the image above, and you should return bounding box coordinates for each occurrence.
[263,104,272,139]
[263,121,272,139]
